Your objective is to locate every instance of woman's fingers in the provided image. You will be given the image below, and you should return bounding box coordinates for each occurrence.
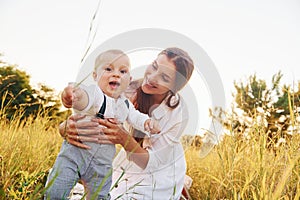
[97,140,114,144]
[107,118,118,124]
[76,121,100,129]
[66,137,91,149]
[95,118,121,130]
[90,118,130,146]
[68,134,97,143]
[65,116,101,136]
[69,114,86,122]
[95,134,114,144]
[76,128,101,135]
[92,118,112,128]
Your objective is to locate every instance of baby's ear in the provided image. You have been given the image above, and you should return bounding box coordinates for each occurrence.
[92,71,97,81]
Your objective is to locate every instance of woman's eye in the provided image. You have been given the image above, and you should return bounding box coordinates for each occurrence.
[162,75,170,83]
[152,63,158,70]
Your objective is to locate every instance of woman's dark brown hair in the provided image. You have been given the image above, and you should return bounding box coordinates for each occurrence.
[132,47,194,143]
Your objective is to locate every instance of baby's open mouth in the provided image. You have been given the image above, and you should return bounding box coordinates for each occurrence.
[109,81,120,89]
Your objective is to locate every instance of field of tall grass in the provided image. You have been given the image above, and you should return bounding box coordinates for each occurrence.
[0,111,62,199]
[185,131,300,199]
[0,109,299,199]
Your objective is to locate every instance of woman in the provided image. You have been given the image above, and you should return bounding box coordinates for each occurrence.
[60,47,194,199]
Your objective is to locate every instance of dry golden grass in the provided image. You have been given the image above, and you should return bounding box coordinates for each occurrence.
[185,131,300,199]
[0,111,62,199]
[1,108,299,199]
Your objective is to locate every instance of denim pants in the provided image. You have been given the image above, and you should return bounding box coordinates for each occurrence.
[45,141,115,200]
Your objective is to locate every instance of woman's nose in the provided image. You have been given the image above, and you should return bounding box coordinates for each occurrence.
[148,73,158,84]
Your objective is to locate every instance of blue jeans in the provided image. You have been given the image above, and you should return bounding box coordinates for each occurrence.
[45,141,115,200]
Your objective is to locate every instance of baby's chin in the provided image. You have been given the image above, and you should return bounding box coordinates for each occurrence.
[105,90,122,99]
[104,84,129,99]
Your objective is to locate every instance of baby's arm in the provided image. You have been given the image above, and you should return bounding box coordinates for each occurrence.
[144,119,161,134]
[61,84,89,111]
[126,100,161,135]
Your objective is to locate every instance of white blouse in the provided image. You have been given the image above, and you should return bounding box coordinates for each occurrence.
[110,95,189,200]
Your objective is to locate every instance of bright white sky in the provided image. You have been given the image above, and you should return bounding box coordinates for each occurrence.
[1,0,300,135]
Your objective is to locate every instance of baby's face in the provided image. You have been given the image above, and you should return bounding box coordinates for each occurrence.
[94,55,131,99]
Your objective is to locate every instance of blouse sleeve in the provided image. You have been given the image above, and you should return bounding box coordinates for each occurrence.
[123,79,149,132]
[144,103,189,172]
[126,100,150,132]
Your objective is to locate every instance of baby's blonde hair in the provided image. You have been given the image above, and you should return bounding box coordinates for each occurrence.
[94,49,129,71]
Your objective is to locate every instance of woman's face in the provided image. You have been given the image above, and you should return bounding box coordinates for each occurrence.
[142,54,176,95]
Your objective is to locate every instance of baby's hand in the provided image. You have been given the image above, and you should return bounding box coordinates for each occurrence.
[62,84,75,108]
[144,119,161,134]
[62,83,83,108]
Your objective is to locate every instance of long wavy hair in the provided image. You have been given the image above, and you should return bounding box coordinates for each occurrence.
[132,47,194,144]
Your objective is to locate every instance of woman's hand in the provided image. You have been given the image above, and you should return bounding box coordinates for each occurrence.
[94,118,150,169]
[59,114,102,149]
[92,118,130,146]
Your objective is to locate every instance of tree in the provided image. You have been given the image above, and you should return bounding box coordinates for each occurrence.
[0,59,66,122]
[0,64,38,119]
[211,71,300,149]
[233,72,282,116]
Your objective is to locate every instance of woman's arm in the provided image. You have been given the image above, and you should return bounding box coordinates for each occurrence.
[94,118,150,169]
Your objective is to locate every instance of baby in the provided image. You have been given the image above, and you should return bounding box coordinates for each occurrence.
[45,49,160,200]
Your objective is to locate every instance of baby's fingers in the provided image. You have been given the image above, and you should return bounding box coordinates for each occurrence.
[144,123,150,132]
[149,120,161,134]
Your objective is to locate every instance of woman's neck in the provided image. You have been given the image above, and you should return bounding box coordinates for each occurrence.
[152,92,169,104]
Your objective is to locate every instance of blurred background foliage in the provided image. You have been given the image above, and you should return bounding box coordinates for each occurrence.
[0,55,70,124]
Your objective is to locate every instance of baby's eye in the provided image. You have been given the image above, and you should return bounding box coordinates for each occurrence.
[120,70,128,74]
[105,67,112,72]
